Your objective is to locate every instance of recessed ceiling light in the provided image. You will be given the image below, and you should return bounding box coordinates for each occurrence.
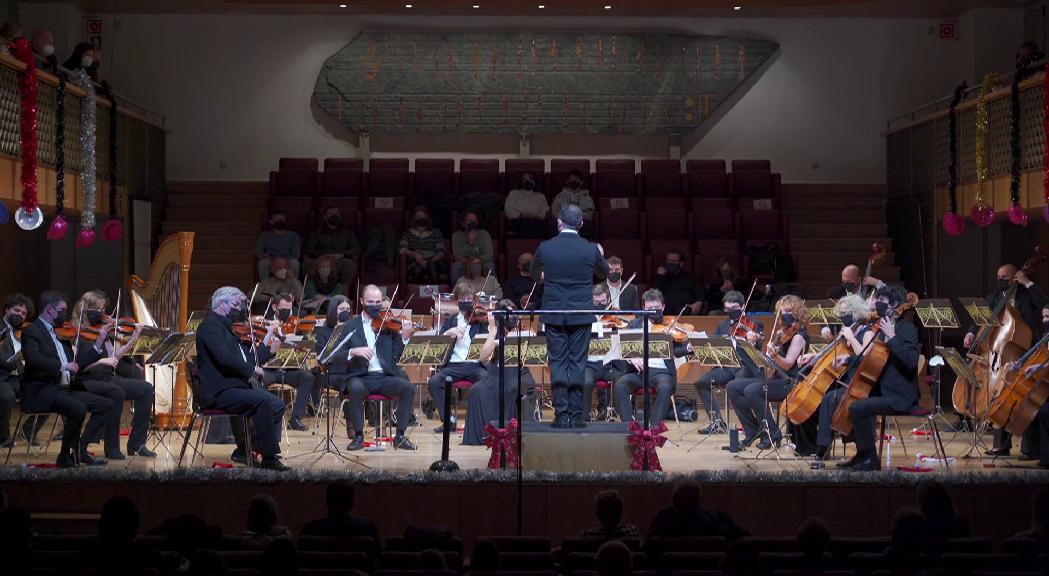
[538,4,545,8]
[733,5,742,10]
[405,3,412,7]
[604,5,612,9]
[339,3,347,7]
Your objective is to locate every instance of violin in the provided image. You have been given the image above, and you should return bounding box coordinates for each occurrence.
[232,321,271,344]
[371,315,427,333]
[282,314,317,335]
[775,322,803,346]
[601,314,634,330]
[652,320,694,344]
[731,279,763,339]
[54,316,140,343]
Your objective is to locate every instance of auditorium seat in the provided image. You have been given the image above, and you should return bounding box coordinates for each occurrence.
[386,535,464,554]
[692,207,736,240]
[597,197,642,239]
[738,207,786,240]
[640,159,684,199]
[937,553,1032,575]
[297,535,380,558]
[368,158,411,198]
[923,537,994,558]
[828,538,890,557]
[405,284,450,313]
[482,536,551,552]
[730,159,781,200]
[685,159,729,198]
[265,198,313,238]
[760,552,847,573]
[498,552,555,570]
[413,158,456,204]
[460,158,503,197]
[691,197,734,211]
[695,251,742,285]
[299,570,368,576]
[505,159,546,196]
[743,537,802,554]
[549,159,592,200]
[299,551,373,571]
[644,197,689,239]
[376,571,457,576]
[321,158,365,198]
[270,157,320,197]
[595,159,638,198]
[645,536,728,556]
[380,551,463,571]
[1002,537,1042,557]
[658,552,724,573]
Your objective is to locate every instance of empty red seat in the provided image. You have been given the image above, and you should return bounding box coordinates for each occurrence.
[368,158,410,198]
[644,198,689,239]
[597,197,641,239]
[505,159,546,196]
[271,158,320,197]
[685,159,729,198]
[739,207,785,239]
[640,159,683,198]
[691,197,734,211]
[413,158,456,201]
[693,207,736,239]
[594,159,637,198]
[460,159,502,197]
[549,159,591,199]
[321,158,364,198]
[731,159,780,199]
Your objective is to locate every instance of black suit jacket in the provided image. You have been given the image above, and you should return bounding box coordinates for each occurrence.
[340,315,408,379]
[193,313,273,407]
[531,230,608,326]
[608,283,640,311]
[20,319,76,412]
[966,285,1049,340]
[879,318,920,411]
[0,322,21,387]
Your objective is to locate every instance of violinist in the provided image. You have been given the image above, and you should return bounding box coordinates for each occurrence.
[0,293,31,448]
[71,290,156,459]
[336,284,417,451]
[605,256,639,310]
[314,295,356,438]
[261,292,317,432]
[840,285,920,472]
[1000,305,1049,469]
[195,286,289,471]
[691,291,763,435]
[612,289,691,429]
[727,294,809,450]
[584,285,617,421]
[505,252,542,310]
[427,281,490,432]
[963,264,1048,457]
[20,291,115,467]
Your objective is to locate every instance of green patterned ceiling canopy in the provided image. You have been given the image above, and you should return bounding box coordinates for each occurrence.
[314,31,778,136]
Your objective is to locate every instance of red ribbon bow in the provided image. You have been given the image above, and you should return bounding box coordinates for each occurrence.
[628,420,668,471]
[485,418,520,469]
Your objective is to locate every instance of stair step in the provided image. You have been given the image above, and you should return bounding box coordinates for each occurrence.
[782,197,885,211]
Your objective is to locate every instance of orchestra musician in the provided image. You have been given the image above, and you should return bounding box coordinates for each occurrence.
[0,293,31,448]
[585,285,618,421]
[262,292,318,431]
[71,290,157,459]
[826,264,884,300]
[20,291,116,467]
[1001,305,1049,469]
[336,285,417,451]
[839,285,920,472]
[691,290,763,435]
[727,294,809,450]
[314,295,357,439]
[427,281,490,432]
[195,286,289,471]
[531,204,609,428]
[605,257,639,311]
[612,289,690,429]
[963,264,1048,457]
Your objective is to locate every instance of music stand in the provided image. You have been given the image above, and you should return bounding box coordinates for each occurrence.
[915,299,961,432]
[732,339,797,463]
[686,336,741,449]
[805,300,842,326]
[958,298,1000,328]
[140,333,197,462]
[936,345,991,459]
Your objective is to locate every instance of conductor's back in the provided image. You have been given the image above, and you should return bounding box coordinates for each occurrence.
[531,207,608,326]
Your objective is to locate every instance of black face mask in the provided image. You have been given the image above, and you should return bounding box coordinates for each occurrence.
[272,221,287,231]
[844,282,859,294]
[459,302,475,314]
[227,307,246,323]
[647,310,664,325]
[840,313,855,327]
[53,307,71,323]
[594,301,606,309]
[607,272,622,282]
[727,308,743,321]
[326,216,341,227]
[874,302,891,318]
[276,309,292,322]
[522,180,536,190]
[781,313,796,327]
[414,218,430,228]
[997,278,1011,292]
[364,304,383,318]
[664,263,681,275]
[520,262,532,274]
[567,180,581,190]
[465,221,479,231]
[6,313,24,328]
[337,310,352,323]
[86,310,105,325]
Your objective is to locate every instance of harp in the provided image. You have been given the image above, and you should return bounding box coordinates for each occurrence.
[129,231,194,429]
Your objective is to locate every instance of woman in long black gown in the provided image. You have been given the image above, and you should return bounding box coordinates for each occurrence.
[463,301,537,446]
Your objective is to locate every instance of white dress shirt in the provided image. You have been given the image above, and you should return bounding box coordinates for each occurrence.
[504,189,550,220]
[4,320,20,356]
[449,314,474,363]
[361,319,384,373]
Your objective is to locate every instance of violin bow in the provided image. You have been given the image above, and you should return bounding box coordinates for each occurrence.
[731,278,760,335]
[72,304,86,362]
[479,267,494,297]
[604,272,638,312]
[295,273,308,326]
[245,283,263,367]
[523,281,539,310]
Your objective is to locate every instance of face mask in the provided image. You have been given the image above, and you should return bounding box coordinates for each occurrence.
[6,313,24,327]
[227,306,246,323]
[459,302,474,314]
[277,309,292,322]
[86,310,106,325]
[326,216,341,227]
[607,272,622,282]
[81,55,93,67]
[520,261,532,274]
[997,278,1011,292]
[414,218,430,228]
[364,304,383,318]
[465,221,479,231]
[53,307,71,323]
[567,180,581,190]
[781,312,796,326]
[43,44,54,57]
[875,302,890,318]
[844,282,859,294]
[337,310,352,323]
[647,310,664,324]
[522,180,536,190]
[594,300,606,309]
[275,269,288,280]
[840,313,855,327]
[727,308,743,321]
[665,263,681,275]
[318,267,331,278]
[272,221,287,231]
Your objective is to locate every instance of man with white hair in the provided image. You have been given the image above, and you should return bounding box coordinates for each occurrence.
[194,286,289,471]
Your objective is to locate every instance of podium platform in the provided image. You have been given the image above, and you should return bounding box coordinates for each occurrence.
[520,422,634,472]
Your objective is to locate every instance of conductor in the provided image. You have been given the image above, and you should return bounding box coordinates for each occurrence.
[531,204,608,428]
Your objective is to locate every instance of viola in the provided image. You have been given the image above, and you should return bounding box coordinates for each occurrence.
[600,314,634,330]
[652,320,694,344]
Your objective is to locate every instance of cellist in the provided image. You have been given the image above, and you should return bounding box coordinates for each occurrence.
[1000,304,1049,469]
[963,264,1048,457]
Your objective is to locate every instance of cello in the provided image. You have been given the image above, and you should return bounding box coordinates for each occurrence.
[952,247,1045,418]
[781,335,853,425]
[985,330,1049,435]
[831,292,919,436]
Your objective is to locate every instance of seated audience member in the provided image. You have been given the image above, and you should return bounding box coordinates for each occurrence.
[188,550,228,576]
[257,257,304,311]
[451,211,494,284]
[460,257,503,299]
[797,517,832,570]
[301,255,347,313]
[579,490,640,541]
[504,252,541,309]
[704,258,740,315]
[551,169,595,236]
[262,538,299,576]
[301,482,380,541]
[504,172,550,238]
[647,480,748,541]
[419,548,449,572]
[399,205,447,283]
[256,210,301,281]
[89,495,168,576]
[595,540,633,576]
[720,539,762,576]
[877,507,931,573]
[918,480,970,541]
[654,250,703,315]
[604,256,639,310]
[241,494,293,549]
[469,539,500,574]
[304,205,361,289]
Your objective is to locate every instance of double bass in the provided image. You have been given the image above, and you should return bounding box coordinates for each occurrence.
[952,247,1045,419]
[831,292,919,436]
[985,330,1049,435]
[859,243,887,298]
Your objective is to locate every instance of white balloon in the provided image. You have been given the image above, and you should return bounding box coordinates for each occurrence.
[14,206,43,230]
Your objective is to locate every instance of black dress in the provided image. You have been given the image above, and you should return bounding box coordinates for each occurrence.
[463,364,536,446]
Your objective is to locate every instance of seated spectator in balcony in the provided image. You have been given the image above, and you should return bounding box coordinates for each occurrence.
[88,495,168,576]
[595,540,633,576]
[0,22,23,55]
[257,257,304,310]
[647,480,748,542]
[704,259,740,315]
[505,252,542,310]
[452,211,494,283]
[461,257,503,299]
[301,481,380,542]
[551,169,595,236]
[64,41,101,82]
[256,210,302,281]
[579,490,640,541]
[301,256,347,314]
[240,494,293,550]
[400,205,446,283]
[654,250,703,316]
[918,480,970,541]
[504,172,550,238]
[304,205,360,289]
[463,182,505,231]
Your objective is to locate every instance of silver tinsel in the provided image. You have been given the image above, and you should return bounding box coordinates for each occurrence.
[74,68,97,229]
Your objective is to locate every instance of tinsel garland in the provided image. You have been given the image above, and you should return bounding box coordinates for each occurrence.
[11,38,42,231]
[972,72,998,228]
[100,81,122,241]
[73,68,97,248]
[1008,58,1032,226]
[943,83,967,236]
[47,74,68,240]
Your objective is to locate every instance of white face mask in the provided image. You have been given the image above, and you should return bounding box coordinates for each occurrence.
[275,269,288,280]
[43,44,55,57]
[81,55,94,67]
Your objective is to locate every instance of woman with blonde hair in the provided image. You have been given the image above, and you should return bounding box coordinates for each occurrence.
[727,294,810,450]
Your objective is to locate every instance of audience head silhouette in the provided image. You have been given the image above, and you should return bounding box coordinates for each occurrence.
[99,494,140,542]
[596,539,632,576]
[594,489,625,528]
[419,548,449,571]
[247,494,282,534]
[471,539,500,573]
[672,479,702,511]
[326,480,356,517]
[797,516,831,561]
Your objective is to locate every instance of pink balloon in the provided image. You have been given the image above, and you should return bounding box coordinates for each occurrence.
[102,218,123,241]
[46,215,69,240]
[75,228,96,248]
[942,211,965,236]
[1008,203,1029,226]
[970,201,996,228]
